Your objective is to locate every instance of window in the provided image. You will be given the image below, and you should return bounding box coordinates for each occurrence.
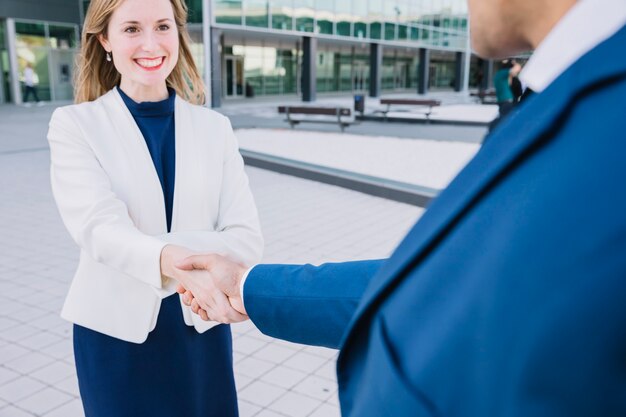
[246,0,269,28]
[369,0,383,40]
[336,2,351,36]
[397,25,408,41]
[353,1,367,38]
[15,22,45,37]
[186,0,203,24]
[294,0,314,32]
[316,0,334,35]
[49,25,76,49]
[215,0,243,25]
[384,23,396,40]
[271,0,293,30]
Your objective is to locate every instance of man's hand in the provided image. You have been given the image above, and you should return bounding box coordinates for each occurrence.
[162,247,247,323]
[175,254,248,320]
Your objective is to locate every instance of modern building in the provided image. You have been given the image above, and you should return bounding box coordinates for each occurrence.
[0,0,80,104]
[1,0,488,107]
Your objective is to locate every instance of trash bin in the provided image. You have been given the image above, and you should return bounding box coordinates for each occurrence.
[245,82,255,98]
[354,94,365,115]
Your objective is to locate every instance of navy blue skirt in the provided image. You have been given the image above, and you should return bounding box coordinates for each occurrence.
[73,295,238,417]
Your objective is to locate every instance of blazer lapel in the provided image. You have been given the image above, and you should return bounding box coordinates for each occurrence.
[339,24,626,352]
[102,89,168,234]
[170,96,188,232]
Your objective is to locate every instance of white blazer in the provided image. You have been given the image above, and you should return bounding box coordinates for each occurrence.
[47,89,264,343]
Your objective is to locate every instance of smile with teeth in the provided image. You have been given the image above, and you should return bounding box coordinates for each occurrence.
[135,57,165,69]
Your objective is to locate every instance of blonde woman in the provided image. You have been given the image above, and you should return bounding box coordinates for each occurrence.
[47,0,263,415]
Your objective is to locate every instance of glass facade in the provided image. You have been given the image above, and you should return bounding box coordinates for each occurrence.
[429,50,457,89]
[316,45,364,93]
[13,20,79,102]
[213,0,468,49]
[220,40,428,98]
[224,41,299,97]
[381,51,419,91]
[213,0,470,99]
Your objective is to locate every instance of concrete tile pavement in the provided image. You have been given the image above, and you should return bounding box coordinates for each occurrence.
[0,104,423,416]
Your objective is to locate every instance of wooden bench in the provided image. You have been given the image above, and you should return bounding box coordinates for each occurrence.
[470,89,497,104]
[378,98,442,122]
[278,106,353,132]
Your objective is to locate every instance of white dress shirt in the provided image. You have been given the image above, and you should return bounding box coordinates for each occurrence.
[520,0,626,93]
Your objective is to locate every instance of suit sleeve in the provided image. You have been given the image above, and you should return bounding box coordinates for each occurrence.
[48,108,166,289]
[244,260,385,349]
[158,116,263,266]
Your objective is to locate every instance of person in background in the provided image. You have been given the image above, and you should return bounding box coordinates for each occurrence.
[22,62,41,105]
[493,59,516,117]
[510,60,524,102]
[46,0,263,416]
[489,59,524,131]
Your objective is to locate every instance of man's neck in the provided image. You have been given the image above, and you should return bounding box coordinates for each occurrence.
[524,0,578,49]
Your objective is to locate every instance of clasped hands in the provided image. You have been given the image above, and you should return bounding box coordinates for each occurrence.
[160,245,248,323]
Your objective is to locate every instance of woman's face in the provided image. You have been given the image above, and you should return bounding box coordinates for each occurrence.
[99,0,179,101]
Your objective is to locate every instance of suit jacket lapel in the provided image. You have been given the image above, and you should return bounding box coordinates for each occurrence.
[102,89,168,234]
[170,96,190,232]
[339,24,626,353]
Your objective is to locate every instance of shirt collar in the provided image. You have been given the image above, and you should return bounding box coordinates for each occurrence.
[520,0,626,93]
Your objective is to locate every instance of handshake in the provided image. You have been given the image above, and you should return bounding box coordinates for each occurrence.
[161,245,250,324]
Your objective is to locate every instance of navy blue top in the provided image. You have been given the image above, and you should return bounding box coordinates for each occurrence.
[118,86,176,231]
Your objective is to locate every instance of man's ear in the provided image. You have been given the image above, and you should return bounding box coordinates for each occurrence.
[97,34,111,53]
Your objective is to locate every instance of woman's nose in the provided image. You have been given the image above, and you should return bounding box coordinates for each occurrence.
[140,32,158,52]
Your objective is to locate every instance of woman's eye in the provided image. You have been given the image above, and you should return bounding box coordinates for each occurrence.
[158,24,170,31]
[124,26,138,33]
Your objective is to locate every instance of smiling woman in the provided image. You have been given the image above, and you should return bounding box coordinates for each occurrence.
[98,4,179,101]
[74,0,204,104]
[47,0,264,416]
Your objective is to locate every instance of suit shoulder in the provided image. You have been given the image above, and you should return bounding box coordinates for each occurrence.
[50,93,109,127]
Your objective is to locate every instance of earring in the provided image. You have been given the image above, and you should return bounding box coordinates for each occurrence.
[106,52,112,62]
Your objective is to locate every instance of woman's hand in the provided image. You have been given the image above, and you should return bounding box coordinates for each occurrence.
[160,244,195,280]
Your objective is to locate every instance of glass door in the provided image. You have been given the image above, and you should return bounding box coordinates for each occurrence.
[394,62,408,89]
[353,62,367,91]
[224,56,244,97]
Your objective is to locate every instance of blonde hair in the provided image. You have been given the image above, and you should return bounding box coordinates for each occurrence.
[74,0,205,104]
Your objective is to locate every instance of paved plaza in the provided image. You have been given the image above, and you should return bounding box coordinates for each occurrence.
[0,102,429,417]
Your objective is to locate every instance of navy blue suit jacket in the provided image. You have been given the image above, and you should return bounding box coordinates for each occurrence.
[245,26,626,417]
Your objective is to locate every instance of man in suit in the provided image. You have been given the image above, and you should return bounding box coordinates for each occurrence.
[177,0,626,415]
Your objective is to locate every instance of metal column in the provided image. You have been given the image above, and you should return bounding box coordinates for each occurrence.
[210,28,222,108]
[462,38,472,93]
[6,18,21,105]
[454,51,464,92]
[369,43,381,98]
[483,59,494,90]
[0,36,5,103]
[202,0,214,107]
[418,48,430,95]
[302,36,317,102]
